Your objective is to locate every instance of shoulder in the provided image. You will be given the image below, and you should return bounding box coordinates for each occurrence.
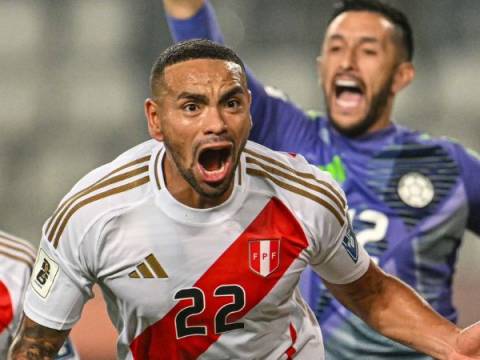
[71,139,157,192]
[0,230,36,272]
[44,140,159,249]
[398,126,467,154]
[244,141,347,228]
[393,126,476,163]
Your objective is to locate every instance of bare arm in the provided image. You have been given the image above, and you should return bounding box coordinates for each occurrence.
[163,0,204,19]
[325,260,480,359]
[8,316,69,360]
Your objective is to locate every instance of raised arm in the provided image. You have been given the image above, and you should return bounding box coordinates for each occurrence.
[163,0,204,20]
[8,316,69,360]
[164,0,225,47]
[325,261,480,359]
[163,0,319,153]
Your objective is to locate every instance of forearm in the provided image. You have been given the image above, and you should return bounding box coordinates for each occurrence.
[8,316,69,360]
[327,262,460,359]
[364,274,458,358]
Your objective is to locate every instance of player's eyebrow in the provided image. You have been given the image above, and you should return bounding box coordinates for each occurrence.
[219,86,246,104]
[176,92,209,104]
[328,34,381,45]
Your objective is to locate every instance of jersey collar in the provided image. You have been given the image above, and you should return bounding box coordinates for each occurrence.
[149,142,249,225]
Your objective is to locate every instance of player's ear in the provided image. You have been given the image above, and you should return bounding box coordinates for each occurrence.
[145,98,164,141]
[391,61,415,95]
[246,89,252,107]
[316,55,325,87]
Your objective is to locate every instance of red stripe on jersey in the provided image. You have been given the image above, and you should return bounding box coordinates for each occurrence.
[0,281,13,333]
[130,197,308,359]
[285,323,298,359]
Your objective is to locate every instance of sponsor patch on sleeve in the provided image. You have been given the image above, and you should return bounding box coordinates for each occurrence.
[31,248,59,299]
[342,223,359,263]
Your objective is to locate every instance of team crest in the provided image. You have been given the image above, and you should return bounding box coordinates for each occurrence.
[249,239,280,277]
[397,172,435,208]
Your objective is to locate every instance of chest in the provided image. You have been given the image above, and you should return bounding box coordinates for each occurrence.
[98,198,310,326]
[313,142,467,262]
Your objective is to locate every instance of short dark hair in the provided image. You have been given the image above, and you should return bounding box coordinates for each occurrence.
[328,0,414,61]
[150,39,247,97]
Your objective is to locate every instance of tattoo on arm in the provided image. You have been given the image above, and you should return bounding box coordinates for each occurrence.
[8,316,70,360]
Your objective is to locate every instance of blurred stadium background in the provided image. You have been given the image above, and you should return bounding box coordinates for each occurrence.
[1,1,478,358]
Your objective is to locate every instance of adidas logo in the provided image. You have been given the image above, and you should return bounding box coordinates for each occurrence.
[129,253,168,279]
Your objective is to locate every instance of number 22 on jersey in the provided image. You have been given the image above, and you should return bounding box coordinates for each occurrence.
[174,285,246,339]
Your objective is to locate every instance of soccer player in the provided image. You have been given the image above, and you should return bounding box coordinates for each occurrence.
[0,230,78,359]
[164,0,480,358]
[8,39,480,360]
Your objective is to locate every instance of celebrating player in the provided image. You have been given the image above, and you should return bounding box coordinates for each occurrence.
[8,39,480,360]
[164,0,480,358]
[0,230,78,359]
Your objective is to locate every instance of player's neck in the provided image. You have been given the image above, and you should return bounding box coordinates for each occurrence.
[162,153,234,209]
[365,101,394,134]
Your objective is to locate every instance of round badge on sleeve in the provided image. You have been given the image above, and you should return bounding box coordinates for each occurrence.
[397,172,435,208]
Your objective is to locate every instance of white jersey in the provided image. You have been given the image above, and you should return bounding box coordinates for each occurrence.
[24,140,370,360]
[0,230,79,359]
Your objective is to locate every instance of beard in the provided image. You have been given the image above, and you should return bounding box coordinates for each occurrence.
[326,75,394,138]
[163,135,246,200]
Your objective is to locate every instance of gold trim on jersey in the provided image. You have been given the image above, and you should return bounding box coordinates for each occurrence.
[50,176,150,248]
[46,155,151,237]
[246,156,345,213]
[48,166,149,243]
[153,151,162,190]
[153,150,162,190]
[246,167,345,226]
[0,250,34,269]
[0,232,36,269]
[0,240,35,264]
[0,232,36,258]
[244,148,346,209]
[129,253,168,279]
[238,161,242,186]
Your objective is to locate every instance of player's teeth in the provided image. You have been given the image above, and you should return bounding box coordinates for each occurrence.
[336,79,359,87]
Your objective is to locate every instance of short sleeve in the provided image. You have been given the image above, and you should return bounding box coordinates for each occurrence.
[23,221,96,331]
[310,217,370,284]
[298,162,370,284]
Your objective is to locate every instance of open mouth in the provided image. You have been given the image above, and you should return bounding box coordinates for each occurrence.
[334,79,365,110]
[197,145,233,184]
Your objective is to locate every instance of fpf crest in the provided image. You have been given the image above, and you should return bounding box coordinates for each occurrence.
[248,239,280,277]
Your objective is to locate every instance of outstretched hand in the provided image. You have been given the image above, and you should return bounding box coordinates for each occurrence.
[449,322,480,359]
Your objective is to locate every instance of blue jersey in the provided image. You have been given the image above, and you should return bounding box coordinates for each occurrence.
[168,2,480,359]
